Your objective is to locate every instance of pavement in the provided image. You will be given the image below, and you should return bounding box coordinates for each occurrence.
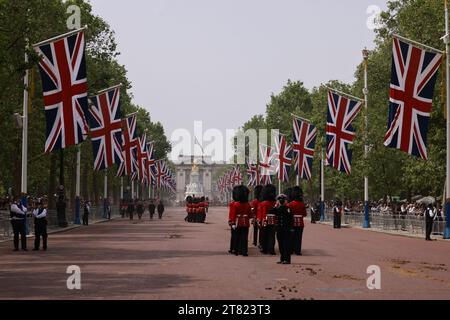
[0,206,449,300]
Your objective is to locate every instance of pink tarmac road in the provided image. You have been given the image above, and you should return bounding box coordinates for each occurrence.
[0,206,449,300]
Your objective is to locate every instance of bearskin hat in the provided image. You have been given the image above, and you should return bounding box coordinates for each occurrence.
[261,184,277,202]
[254,185,263,201]
[232,185,250,203]
[291,186,303,202]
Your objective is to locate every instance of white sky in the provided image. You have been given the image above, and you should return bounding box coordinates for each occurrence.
[89,0,388,161]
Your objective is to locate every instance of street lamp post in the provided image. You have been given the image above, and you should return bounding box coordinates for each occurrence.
[444,0,450,239]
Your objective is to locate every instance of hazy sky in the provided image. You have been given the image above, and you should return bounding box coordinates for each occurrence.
[89,0,388,160]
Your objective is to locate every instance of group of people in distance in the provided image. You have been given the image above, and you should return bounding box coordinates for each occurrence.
[185,196,209,223]
[119,199,165,221]
[228,184,307,265]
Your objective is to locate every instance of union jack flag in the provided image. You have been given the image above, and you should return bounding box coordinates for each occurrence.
[259,144,275,185]
[135,134,148,185]
[383,36,443,160]
[146,142,156,186]
[155,160,165,189]
[292,116,317,181]
[246,162,260,187]
[273,134,292,182]
[326,90,362,175]
[117,115,138,177]
[88,87,123,171]
[34,30,89,153]
[232,166,243,185]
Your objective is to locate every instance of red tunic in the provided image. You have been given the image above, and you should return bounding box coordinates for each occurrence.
[229,202,252,228]
[288,200,307,227]
[257,201,277,224]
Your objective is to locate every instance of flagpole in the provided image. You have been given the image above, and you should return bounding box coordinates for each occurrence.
[21,50,29,197]
[444,0,450,239]
[320,148,325,222]
[74,146,81,224]
[131,180,135,200]
[103,170,108,219]
[296,175,300,187]
[120,177,124,200]
[363,48,371,229]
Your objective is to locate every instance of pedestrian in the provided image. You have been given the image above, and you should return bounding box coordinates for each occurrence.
[250,185,263,247]
[275,194,294,264]
[229,185,252,256]
[157,201,165,219]
[137,200,145,220]
[333,200,342,229]
[149,200,156,220]
[32,200,48,251]
[288,187,307,256]
[83,200,91,226]
[127,199,135,220]
[425,204,436,241]
[258,184,277,255]
[10,196,27,251]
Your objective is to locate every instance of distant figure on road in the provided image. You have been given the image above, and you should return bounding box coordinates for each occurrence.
[149,200,156,220]
[137,200,145,220]
[333,201,342,229]
[425,204,436,241]
[10,197,27,252]
[274,194,294,264]
[157,201,165,219]
[32,200,48,251]
[288,187,307,256]
[127,200,135,221]
[83,200,91,226]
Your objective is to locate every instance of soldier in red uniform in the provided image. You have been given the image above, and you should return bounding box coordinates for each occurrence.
[185,196,193,222]
[250,186,263,247]
[287,186,308,256]
[199,197,207,223]
[228,185,252,256]
[258,184,277,255]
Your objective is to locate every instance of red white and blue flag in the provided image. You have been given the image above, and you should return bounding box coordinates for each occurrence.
[117,114,138,177]
[246,162,260,187]
[273,134,292,183]
[383,36,443,160]
[146,142,156,186]
[232,166,243,185]
[326,90,362,175]
[135,134,148,185]
[88,87,123,171]
[292,116,317,181]
[155,160,165,189]
[34,29,89,153]
[259,144,274,185]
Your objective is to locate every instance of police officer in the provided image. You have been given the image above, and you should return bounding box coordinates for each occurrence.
[333,200,342,229]
[250,186,263,247]
[83,200,91,226]
[33,200,48,251]
[275,194,294,264]
[10,197,27,251]
[425,204,436,241]
[258,185,277,255]
[288,187,307,256]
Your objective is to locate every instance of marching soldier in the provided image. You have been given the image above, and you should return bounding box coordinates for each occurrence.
[258,184,277,255]
[157,201,165,219]
[274,194,294,264]
[250,186,263,247]
[136,199,145,220]
[127,199,135,220]
[287,187,307,256]
[33,200,48,251]
[228,185,252,256]
[199,197,207,223]
[10,196,27,252]
[149,200,156,220]
[185,196,193,222]
[228,193,238,254]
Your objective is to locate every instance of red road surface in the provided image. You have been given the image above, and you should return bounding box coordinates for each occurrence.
[0,207,449,300]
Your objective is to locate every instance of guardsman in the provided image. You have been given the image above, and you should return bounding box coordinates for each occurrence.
[250,186,263,247]
[274,194,294,264]
[199,197,207,223]
[33,200,48,251]
[185,196,193,222]
[228,192,238,254]
[229,185,252,256]
[10,196,28,252]
[287,187,307,256]
[258,185,277,255]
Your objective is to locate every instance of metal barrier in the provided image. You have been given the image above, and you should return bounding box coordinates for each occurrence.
[0,205,119,241]
[324,209,447,237]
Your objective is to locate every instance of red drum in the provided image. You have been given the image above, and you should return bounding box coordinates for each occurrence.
[266,214,277,226]
[293,215,303,227]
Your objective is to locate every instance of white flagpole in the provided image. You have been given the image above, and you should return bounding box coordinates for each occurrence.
[103,170,108,219]
[131,180,135,200]
[74,147,81,224]
[21,51,29,196]
[120,177,124,200]
[444,0,450,239]
[363,48,370,229]
[320,148,325,222]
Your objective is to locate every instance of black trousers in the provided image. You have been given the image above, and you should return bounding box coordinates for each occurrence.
[83,213,89,226]
[229,227,237,253]
[426,219,434,240]
[334,214,341,229]
[253,223,258,246]
[235,227,249,255]
[34,222,48,250]
[293,227,304,255]
[277,230,293,263]
[11,220,26,250]
[262,225,276,254]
